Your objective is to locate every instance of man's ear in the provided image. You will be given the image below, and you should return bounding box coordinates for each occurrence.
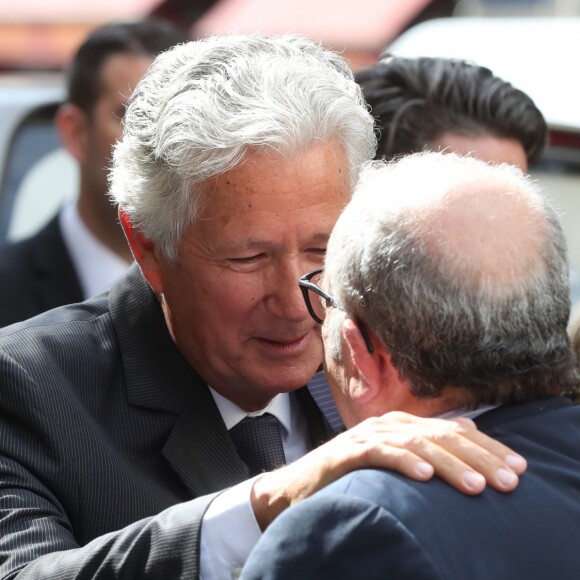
[55,104,89,163]
[342,318,385,404]
[118,208,165,293]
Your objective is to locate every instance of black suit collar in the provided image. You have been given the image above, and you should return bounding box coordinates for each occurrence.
[108,263,196,413]
[30,214,83,309]
[108,264,249,493]
[474,396,572,431]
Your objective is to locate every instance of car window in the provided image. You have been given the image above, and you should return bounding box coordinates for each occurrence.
[0,105,76,243]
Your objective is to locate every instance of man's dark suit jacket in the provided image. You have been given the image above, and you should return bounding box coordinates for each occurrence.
[242,397,580,580]
[0,264,331,579]
[0,214,83,327]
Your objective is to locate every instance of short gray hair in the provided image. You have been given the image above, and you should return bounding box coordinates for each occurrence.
[325,152,578,405]
[110,33,376,259]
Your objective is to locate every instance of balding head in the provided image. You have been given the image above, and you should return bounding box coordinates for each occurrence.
[365,153,549,292]
[325,152,577,406]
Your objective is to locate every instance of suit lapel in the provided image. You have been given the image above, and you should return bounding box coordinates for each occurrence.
[162,393,251,495]
[31,215,83,309]
[109,265,248,496]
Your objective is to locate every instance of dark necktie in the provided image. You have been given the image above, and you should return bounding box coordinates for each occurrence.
[229,413,286,477]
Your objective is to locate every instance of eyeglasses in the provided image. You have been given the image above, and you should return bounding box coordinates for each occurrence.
[299,269,374,354]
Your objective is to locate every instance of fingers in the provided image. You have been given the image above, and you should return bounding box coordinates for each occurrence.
[453,416,528,476]
[340,422,486,495]
[384,439,488,494]
[402,436,503,495]
[251,410,528,529]
[354,443,436,483]
[431,422,526,494]
[334,411,527,495]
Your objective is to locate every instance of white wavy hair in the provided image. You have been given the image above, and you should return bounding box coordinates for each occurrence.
[109,33,376,260]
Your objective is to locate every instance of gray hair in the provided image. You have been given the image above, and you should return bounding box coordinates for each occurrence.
[109,33,376,259]
[325,152,578,405]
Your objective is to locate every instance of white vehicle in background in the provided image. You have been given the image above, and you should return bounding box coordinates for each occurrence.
[0,73,76,244]
[387,17,580,307]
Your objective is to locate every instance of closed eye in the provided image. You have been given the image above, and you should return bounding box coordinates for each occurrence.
[307,247,327,260]
[228,254,265,264]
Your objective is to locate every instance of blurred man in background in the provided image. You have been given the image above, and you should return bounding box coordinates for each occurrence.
[0,19,186,327]
[355,54,547,170]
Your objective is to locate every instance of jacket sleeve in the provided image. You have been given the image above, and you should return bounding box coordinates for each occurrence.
[0,344,217,579]
[0,461,216,580]
[240,492,440,580]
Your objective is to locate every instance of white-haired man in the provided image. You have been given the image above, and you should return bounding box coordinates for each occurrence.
[242,152,580,579]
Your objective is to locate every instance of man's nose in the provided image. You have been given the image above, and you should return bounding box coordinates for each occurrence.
[265,262,310,322]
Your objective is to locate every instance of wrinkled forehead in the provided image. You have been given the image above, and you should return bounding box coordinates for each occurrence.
[194,139,351,220]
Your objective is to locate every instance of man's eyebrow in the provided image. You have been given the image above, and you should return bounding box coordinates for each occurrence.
[228,238,270,249]
[226,233,331,251]
[309,233,331,244]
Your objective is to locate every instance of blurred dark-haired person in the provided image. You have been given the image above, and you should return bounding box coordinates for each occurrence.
[242,152,580,580]
[0,18,187,327]
[355,54,547,171]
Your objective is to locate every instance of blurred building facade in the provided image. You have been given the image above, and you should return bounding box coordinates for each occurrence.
[0,0,577,71]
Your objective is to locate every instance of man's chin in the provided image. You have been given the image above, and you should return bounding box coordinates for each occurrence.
[256,368,320,396]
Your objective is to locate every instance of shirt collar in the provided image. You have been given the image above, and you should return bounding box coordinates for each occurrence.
[59,201,130,299]
[436,403,499,420]
[209,387,292,436]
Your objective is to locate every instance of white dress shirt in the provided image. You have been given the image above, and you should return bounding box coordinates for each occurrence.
[59,201,130,299]
[200,390,310,580]
[437,404,498,421]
